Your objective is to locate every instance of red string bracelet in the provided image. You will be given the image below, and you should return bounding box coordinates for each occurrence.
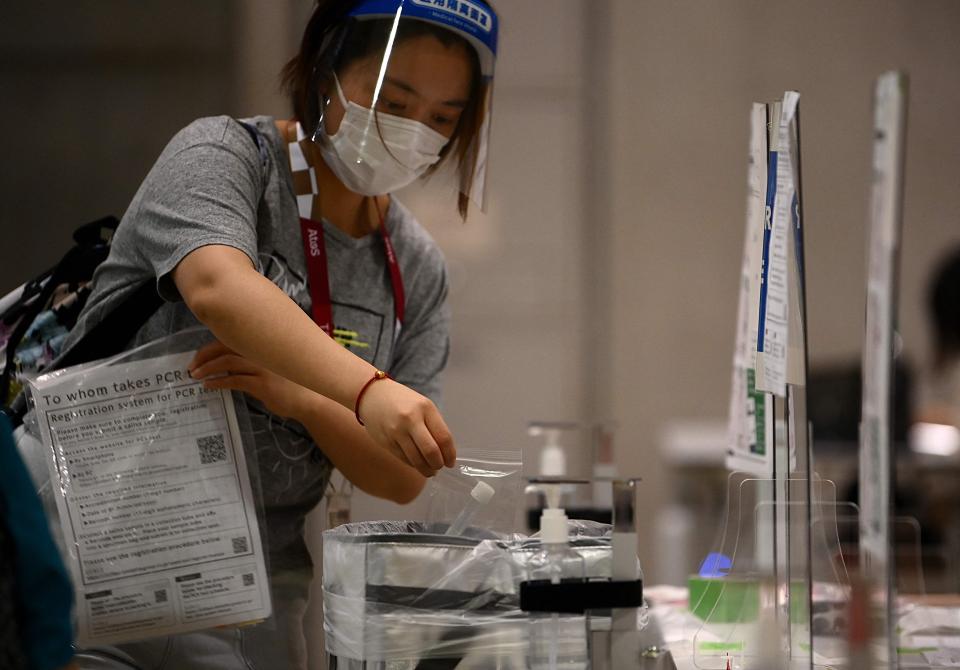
[355,370,390,426]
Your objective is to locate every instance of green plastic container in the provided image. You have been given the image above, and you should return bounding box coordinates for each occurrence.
[688,576,809,623]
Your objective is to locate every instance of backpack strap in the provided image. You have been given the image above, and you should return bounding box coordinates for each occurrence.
[237,119,268,168]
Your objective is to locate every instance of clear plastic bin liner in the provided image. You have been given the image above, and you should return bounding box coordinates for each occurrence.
[324,591,532,661]
[322,520,611,662]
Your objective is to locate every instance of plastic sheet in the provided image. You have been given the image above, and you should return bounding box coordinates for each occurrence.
[22,329,272,645]
[322,520,621,665]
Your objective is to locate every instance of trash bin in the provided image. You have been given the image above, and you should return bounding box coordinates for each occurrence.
[322,521,614,669]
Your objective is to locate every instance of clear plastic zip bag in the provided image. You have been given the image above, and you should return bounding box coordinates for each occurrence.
[424,449,524,536]
[21,328,273,646]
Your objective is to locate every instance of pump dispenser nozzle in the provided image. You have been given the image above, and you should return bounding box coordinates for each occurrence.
[543,484,562,510]
[539,427,567,479]
[528,422,570,518]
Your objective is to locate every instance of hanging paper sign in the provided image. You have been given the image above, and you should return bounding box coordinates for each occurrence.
[727,103,774,476]
[756,92,801,397]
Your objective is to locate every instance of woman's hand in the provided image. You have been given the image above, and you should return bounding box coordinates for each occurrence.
[356,378,456,475]
[188,341,314,421]
[187,340,455,477]
[173,247,454,477]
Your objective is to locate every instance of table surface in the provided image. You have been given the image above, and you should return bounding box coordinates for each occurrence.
[650,587,960,669]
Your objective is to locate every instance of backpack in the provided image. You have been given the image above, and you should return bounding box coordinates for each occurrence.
[0,120,264,426]
[0,216,165,424]
[1,216,116,407]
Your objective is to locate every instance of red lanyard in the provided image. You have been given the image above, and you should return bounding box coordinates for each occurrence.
[289,123,405,343]
[298,205,405,341]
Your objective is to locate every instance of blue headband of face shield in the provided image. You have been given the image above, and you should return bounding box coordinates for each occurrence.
[348,0,498,78]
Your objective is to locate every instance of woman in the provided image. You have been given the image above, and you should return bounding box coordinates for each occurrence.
[65,0,499,667]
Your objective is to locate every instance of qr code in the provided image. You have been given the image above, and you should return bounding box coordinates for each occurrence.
[242,573,255,587]
[197,434,227,465]
[154,589,167,604]
[231,536,249,554]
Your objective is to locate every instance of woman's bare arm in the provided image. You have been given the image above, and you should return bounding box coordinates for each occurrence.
[190,339,426,501]
[173,244,454,474]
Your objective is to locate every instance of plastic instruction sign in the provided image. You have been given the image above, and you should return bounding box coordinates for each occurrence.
[29,351,271,645]
[727,102,773,476]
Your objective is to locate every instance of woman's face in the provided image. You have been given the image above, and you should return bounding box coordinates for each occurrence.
[324,33,473,140]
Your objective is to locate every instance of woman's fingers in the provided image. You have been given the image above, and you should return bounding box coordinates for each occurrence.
[191,353,257,380]
[358,379,457,474]
[200,373,254,395]
[188,348,311,421]
[396,434,435,478]
[382,441,412,469]
[409,422,444,471]
[188,340,234,371]
[423,410,456,467]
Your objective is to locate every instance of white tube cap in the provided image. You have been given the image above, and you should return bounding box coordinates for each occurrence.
[470,481,495,504]
[540,507,569,545]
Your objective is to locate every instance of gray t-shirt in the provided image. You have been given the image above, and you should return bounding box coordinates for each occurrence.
[62,115,450,575]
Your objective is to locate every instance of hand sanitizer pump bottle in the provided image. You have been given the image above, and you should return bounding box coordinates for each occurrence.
[527,491,588,670]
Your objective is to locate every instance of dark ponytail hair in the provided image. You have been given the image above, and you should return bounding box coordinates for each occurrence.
[281,0,493,220]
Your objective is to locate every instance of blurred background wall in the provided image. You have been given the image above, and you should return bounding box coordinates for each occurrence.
[3,1,960,666]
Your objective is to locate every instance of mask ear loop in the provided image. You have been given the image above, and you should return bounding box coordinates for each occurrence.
[313,73,354,144]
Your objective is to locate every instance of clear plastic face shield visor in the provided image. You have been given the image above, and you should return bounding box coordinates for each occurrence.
[310,0,498,213]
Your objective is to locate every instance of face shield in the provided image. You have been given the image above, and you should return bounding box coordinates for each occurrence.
[309,0,498,212]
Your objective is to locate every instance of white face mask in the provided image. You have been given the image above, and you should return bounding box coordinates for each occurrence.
[314,75,449,195]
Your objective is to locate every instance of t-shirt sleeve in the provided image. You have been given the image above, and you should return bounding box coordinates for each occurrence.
[127,118,263,302]
[388,254,451,407]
